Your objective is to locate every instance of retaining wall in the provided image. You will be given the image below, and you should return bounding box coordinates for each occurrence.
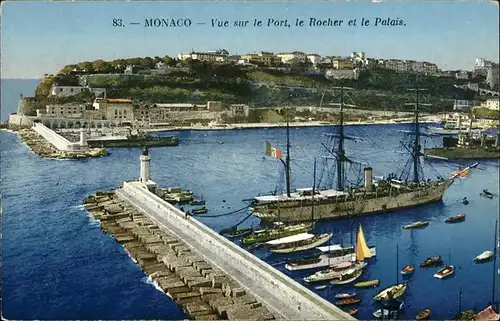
[32,123,86,151]
[117,181,355,320]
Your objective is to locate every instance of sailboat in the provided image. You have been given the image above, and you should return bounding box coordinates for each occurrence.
[374,244,408,301]
[250,84,455,223]
[304,224,372,283]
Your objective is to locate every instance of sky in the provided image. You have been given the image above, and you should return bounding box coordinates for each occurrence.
[1,1,499,79]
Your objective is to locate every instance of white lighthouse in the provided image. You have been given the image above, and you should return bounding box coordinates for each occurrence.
[140,147,151,182]
[79,127,87,147]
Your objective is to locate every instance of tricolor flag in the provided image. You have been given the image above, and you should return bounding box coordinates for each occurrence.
[265,141,282,159]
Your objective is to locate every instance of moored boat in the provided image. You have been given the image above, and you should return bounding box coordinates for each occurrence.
[304,261,366,283]
[241,222,314,246]
[314,285,327,290]
[226,228,253,239]
[417,308,432,320]
[335,298,361,306]
[335,292,357,299]
[373,283,408,301]
[453,309,477,320]
[346,308,358,316]
[354,279,379,288]
[446,214,466,223]
[191,207,208,214]
[269,232,332,254]
[420,256,443,267]
[401,264,415,275]
[474,305,500,320]
[190,200,206,206]
[403,221,429,229]
[330,267,363,285]
[434,265,455,279]
[473,251,494,263]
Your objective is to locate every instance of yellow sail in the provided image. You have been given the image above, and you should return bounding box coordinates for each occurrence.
[356,224,372,261]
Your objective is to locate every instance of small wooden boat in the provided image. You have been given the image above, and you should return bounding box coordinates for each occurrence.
[434,265,455,279]
[446,214,466,223]
[453,309,477,320]
[474,305,500,320]
[191,207,208,215]
[335,292,357,299]
[373,283,407,301]
[346,308,358,316]
[354,279,379,288]
[403,221,429,229]
[401,264,415,275]
[473,250,494,263]
[314,285,327,290]
[335,298,361,306]
[470,162,479,168]
[190,200,206,206]
[269,233,332,254]
[416,308,431,320]
[226,228,253,239]
[420,256,443,267]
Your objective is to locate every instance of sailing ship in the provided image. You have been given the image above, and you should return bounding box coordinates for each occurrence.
[285,225,376,271]
[250,84,455,222]
[267,232,332,254]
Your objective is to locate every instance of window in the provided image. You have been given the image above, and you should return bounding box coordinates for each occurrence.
[70,88,74,92]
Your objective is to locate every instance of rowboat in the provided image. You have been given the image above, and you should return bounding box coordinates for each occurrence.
[446,214,466,223]
[373,283,408,301]
[335,298,361,306]
[420,256,443,267]
[335,292,357,299]
[304,261,367,283]
[474,305,500,320]
[416,308,431,320]
[453,309,476,320]
[314,285,327,290]
[190,200,205,206]
[403,221,429,229]
[269,233,332,254]
[373,301,404,318]
[226,228,253,239]
[330,267,363,285]
[354,279,379,288]
[401,264,415,275]
[191,207,208,214]
[346,309,358,316]
[434,265,455,279]
[241,222,315,245]
[474,251,494,263]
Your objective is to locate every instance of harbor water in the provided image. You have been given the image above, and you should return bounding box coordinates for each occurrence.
[1,80,499,320]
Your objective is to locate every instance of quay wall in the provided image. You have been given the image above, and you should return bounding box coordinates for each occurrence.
[117,181,355,320]
[32,123,85,152]
[8,114,34,127]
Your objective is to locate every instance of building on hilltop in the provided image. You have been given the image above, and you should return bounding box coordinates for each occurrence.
[276,51,307,64]
[306,53,322,65]
[240,52,279,66]
[177,49,229,62]
[377,59,438,73]
[49,85,107,98]
[45,104,86,118]
[230,104,250,118]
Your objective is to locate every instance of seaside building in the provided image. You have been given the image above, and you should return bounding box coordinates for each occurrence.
[229,104,250,117]
[306,54,322,65]
[92,98,134,122]
[332,58,354,70]
[377,59,438,73]
[483,99,500,111]
[177,49,229,62]
[45,104,86,118]
[49,85,106,98]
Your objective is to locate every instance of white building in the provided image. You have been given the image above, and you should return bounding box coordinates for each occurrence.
[306,54,321,65]
[229,104,250,117]
[49,85,106,98]
[45,104,86,117]
[177,49,229,62]
[484,99,500,110]
[276,51,307,64]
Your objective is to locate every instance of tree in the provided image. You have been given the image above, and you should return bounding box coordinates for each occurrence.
[162,55,175,66]
[77,61,94,72]
[92,59,112,73]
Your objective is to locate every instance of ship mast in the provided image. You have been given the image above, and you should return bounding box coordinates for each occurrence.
[337,87,346,191]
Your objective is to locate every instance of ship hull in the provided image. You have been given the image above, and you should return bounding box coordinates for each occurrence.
[252,181,452,222]
[425,147,499,160]
[285,247,377,271]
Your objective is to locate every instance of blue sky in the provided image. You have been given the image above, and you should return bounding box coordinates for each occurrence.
[1,1,498,78]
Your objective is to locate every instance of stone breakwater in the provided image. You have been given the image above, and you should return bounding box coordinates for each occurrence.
[16,129,108,160]
[83,191,275,321]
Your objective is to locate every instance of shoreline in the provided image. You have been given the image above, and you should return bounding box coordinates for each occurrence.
[142,119,442,133]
